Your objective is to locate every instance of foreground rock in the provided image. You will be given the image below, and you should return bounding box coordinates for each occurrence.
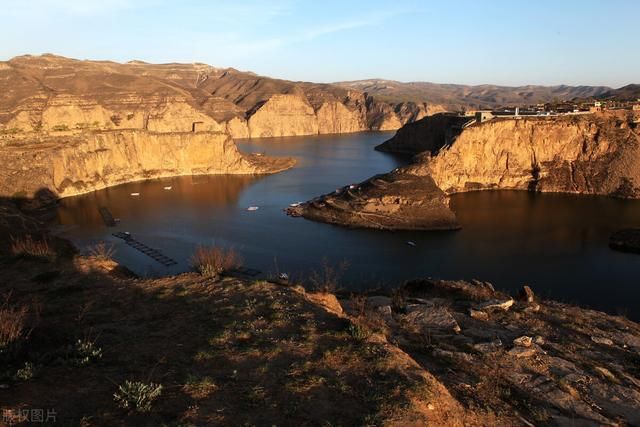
[289,169,460,231]
[0,130,294,198]
[610,228,640,253]
[343,279,640,426]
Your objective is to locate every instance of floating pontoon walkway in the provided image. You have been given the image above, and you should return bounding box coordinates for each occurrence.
[112,232,178,266]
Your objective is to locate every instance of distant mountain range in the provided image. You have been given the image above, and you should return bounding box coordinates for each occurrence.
[335,79,640,111]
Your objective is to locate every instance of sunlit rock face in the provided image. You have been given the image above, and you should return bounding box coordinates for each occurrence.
[0,54,432,139]
[0,131,294,198]
[423,111,640,198]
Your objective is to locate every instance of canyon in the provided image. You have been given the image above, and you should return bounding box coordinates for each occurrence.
[296,111,640,229]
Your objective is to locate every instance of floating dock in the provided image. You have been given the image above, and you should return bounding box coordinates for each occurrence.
[112,232,178,266]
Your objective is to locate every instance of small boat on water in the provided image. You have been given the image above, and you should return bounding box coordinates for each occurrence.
[130,192,140,196]
[406,241,416,247]
[289,202,303,207]
[247,206,259,211]
[163,186,172,190]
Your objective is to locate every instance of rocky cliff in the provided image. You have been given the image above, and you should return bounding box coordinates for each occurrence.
[376,113,474,154]
[424,111,640,197]
[0,54,430,139]
[0,130,295,198]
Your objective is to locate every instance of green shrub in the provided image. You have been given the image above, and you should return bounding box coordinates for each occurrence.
[348,322,371,341]
[114,380,163,412]
[16,362,35,381]
[71,339,102,366]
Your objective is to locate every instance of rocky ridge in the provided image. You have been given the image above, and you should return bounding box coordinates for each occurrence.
[0,54,428,139]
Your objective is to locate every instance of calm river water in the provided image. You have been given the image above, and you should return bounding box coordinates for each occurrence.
[54,132,640,319]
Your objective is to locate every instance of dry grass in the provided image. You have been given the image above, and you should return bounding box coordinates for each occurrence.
[87,242,116,261]
[310,258,349,293]
[191,245,242,278]
[0,293,29,353]
[10,235,54,259]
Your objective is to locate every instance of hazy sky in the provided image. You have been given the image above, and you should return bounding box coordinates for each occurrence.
[1,0,638,87]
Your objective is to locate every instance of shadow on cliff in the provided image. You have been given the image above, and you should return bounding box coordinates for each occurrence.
[0,190,430,426]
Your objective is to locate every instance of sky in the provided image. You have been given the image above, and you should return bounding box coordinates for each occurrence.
[1,0,638,87]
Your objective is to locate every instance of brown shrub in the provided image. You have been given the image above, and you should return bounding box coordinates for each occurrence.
[0,294,29,354]
[310,258,349,293]
[10,235,54,259]
[191,245,242,278]
[88,242,116,261]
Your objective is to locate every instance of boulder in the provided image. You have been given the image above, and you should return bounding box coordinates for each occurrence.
[476,298,514,312]
[404,306,461,334]
[513,336,533,347]
[591,336,614,346]
[518,285,535,303]
[473,339,502,354]
[469,308,489,321]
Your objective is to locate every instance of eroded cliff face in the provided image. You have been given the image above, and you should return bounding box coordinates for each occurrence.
[376,114,474,154]
[0,130,294,198]
[246,94,319,138]
[423,112,640,198]
[0,54,435,139]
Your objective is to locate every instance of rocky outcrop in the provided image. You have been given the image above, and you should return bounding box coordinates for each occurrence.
[0,130,295,198]
[424,112,640,197]
[246,94,319,138]
[376,113,474,154]
[343,279,640,426]
[0,54,434,139]
[316,100,366,134]
[288,170,459,231]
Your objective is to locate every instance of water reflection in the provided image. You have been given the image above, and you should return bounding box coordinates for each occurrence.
[57,174,262,228]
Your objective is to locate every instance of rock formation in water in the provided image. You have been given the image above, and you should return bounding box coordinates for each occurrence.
[296,111,640,230]
[0,54,430,139]
[0,130,295,198]
[423,111,640,197]
[289,171,459,231]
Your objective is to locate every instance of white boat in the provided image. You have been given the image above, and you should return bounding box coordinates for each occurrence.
[163,186,172,190]
[247,206,259,211]
[130,192,140,196]
[289,202,302,207]
[406,241,416,247]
